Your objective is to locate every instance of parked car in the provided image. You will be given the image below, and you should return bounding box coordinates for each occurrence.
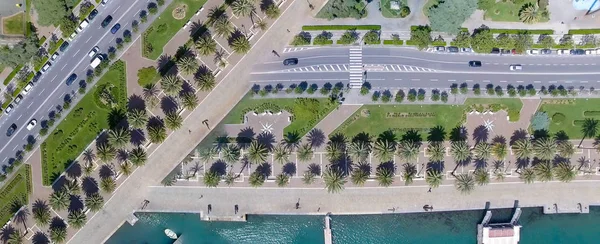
[509,64,523,71]
[101,15,113,28]
[101,0,109,6]
[557,49,568,55]
[447,46,459,53]
[541,49,552,55]
[571,49,585,55]
[490,48,500,54]
[50,52,59,61]
[41,62,52,73]
[500,49,511,54]
[434,46,445,52]
[21,82,33,95]
[13,94,23,105]
[88,9,98,20]
[461,47,472,52]
[76,19,89,32]
[4,104,13,115]
[526,49,539,55]
[66,73,77,86]
[586,49,597,55]
[468,61,482,67]
[6,124,17,137]
[59,41,70,52]
[88,46,99,58]
[26,119,37,130]
[283,58,298,66]
[110,23,121,34]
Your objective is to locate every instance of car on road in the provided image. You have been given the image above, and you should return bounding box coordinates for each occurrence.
[13,94,23,105]
[4,104,13,115]
[26,119,37,130]
[509,64,522,71]
[101,0,109,5]
[88,9,98,20]
[21,82,33,95]
[447,46,459,53]
[88,46,99,58]
[571,49,585,55]
[460,48,472,52]
[586,49,597,55]
[468,61,482,67]
[557,49,568,55]
[101,15,113,28]
[500,49,511,54]
[110,23,121,34]
[6,124,17,137]
[541,49,552,55]
[50,52,59,61]
[90,55,104,68]
[283,58,298,66]
[69,31,78,41]
[59,41,70,52]
[77,19,89,32]
[66,73,77,86]
[526,49,539,55]
[434,46,445,52]
[490,48,500,54]
[41,62,52,73]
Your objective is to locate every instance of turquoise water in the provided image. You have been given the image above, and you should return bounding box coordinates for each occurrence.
[107,207,600,244]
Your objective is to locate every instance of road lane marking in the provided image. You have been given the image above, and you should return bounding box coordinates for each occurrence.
[581,81,589,83]
[22,135,27,140]
[499,80,506,83]
[27,103,33,109]
[115,5,122,12]
[73,49,81,56]
[394,79,402,81]
[40,88,45,93]
[86,36,93,43]
[17,115,22,120]
[51,74,57,81]
[12,145,17,150]
[448,79,456,81]
[516,81,524,83]
[60,65,67,71]
[430,79,438,81]
[411,79,420,81]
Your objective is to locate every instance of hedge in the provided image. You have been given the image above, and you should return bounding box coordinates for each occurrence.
[383,39,404,45]
[48,38,64,55]
[34,56,49,71]
[568,29,600,35]
[302,25,381,31]
[2,65,22,85]
[488,29,554,35]
[432,41,446,46]
[38,36,47,46]
[313,39,333,45]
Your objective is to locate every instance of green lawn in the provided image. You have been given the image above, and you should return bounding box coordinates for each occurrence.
[335,98,523,138]
[381,0,408,18]
[223,94,338,137]
[142,0,208,59]
[483,0,549,22]
[463,98,522,121]
[422,0,438,17]
[2,13,25,35]
[41,61,127,186]
[0,165,32,225]
[536,99,600,139]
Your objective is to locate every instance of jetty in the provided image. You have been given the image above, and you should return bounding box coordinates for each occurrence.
[324,214,332,244]
[543,203,589,214]
[477,208,521,244]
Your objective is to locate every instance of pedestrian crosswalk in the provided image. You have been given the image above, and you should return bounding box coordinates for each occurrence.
[283,64,349,72]
[282,47,317,53]
[364,64,439,72]
[349,46,363,89]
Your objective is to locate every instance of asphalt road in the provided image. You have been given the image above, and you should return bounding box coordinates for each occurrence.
[0,0,149,167]
[251,46,600,88]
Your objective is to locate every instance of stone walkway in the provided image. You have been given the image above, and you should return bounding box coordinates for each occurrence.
[121,38,156,96]
[311,104,361,137]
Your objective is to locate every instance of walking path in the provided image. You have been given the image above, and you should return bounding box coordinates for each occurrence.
[311,104,361,136]
[121,38,156,96]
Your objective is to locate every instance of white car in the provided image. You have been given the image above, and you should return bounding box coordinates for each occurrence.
[586,49,597,55]
[88,46,99,58]
[509,64,523,71]
[435,46,445,52]
[50,52,59,61]
[41,62,51,73]
[21,82,33,95]
[77,19,89,32]
[526,49,539,55]
[26,119,37,130]
[557,49,568,55]
[461,48,472,52]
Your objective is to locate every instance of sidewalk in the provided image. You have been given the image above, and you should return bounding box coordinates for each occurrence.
[311,104,362,136]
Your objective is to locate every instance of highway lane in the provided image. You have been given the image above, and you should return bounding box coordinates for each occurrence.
[0,0,148,165]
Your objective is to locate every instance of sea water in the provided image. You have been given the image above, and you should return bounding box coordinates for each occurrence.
[107,207,600,244]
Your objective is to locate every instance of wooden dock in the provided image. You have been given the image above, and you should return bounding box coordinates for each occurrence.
[324,215,333,244]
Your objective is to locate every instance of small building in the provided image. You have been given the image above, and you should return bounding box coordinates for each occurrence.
[477,208,521,244]
[390,0,400,10]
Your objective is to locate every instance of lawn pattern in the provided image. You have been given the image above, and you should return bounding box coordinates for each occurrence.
[0,165,31,225]
[537,99,600,138]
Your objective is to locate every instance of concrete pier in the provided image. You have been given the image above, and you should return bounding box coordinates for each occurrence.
[543,203,590,214]
[477,208,521,244]
[324,214,332,244]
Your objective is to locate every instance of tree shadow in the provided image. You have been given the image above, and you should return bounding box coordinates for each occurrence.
[260,0,275,11]
[377,161,397,174]
[554,130,569,142]
[49,216,66,230]
[236,127,255,149]
[210,160,228,176]
[0,225,15,243]
[189,22,209,41]
[282,131,301,149]
[160,96,179,114]
[510,129,528,146]
[195,65,211,78]
[228,29,246,45]
[282,162,296,176]
[256,163,272,177]
[492,135,506,145]
[472,125,488,144]
[307,163,321,176]
[256,132,276,151]
[473,159,487,170]
[81,177,99,197]
[427,125,446,143]
[450,126,468,142]
[307,129,325,148]
[98,165,114,179]
[400,129,421,144]
[158,55,177,76]
[329,132,348,145]
[426,161,445,172]
[181,80,196,94]
[148,116,165,128]
[175,45,193,60]
[378,130,397,142]
[68,195,84,212]
[355,161,372,175]
[352,132,372,143]
[127,94,146,112]
[32,232,50,244]
[532,129,549,139]
[52,176,68,193]
[131,129,146,146]
[116,149,129,163]
[108,108,128,130]
[65,161,82,179]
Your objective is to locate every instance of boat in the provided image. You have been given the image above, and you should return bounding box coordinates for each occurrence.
[164,229,178,239]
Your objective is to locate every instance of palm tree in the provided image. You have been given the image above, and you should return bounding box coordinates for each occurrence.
[49,190,69,211]
[401,163,416,185]
[204,170,220,187]
[557,141,575,158]
[325,142,344,162]
[282,132,301,150]
[8,230,22,244]
[348,140,370,163]
[67,210,87,229]
[230,36,251,54]
[222,144,240,164]
[32,199,51,227]
[579,118,598,147]
[176,56,199,76]
[82,148,96,166]
[119,161,134,176]
[231,0,255,17]
[519,3,540,24]
[376,167,394,187]
[127,109,148,129]
[142,83,160,108]
[533,137,557,160]
[297,143,314,162]
[13,204,29,234]
[249,171,265,187]
[534,161,554,182]
[492,142,507,160]
[129,147,147,166]
[160,75,183,96]
[147,123,167,143]
[247,141,268,164]
[181,92,198,111]
[454,173,475,194]
[273,144,290,164]
[520,167,536,183]
[264,3,280,19]
[49,225,67,243]
[554,162,576,182]
[63,179,80,195]
[194,72,216,91]
[100,177,117,193]
[473,142,491,161]
[302,171,316,185]
[426,168,443,188]
[426,142,445,162]
[397,141,419,162]
[450,141,471,163]
[84,193,104,213]
[195,34,217,56]
[96,143,116,163]
[323,168,346,193]
[256,19,268,31]
[108,128,131,149]
[276,173,289,187]
[164,112,183,130]
[373,139,395,162]
[350,167,369,186]
[512,139,533,160]
[199,147,218,164]
[213,16,234,38]
[224,172,236,186]
[473,168,490,186]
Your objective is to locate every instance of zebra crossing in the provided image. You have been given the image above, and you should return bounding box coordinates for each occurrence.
[282,47,317,53]
[283,64,349,72]
[364,64,439,72]
[349,46,363,89]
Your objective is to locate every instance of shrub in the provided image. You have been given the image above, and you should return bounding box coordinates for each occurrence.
[363,30,380,45]
[552,113,566,125]
[291,33,311,46]
[395,90,405,103]
[409,25,431,50]
[316,0,368,20]
[372,91,380,101]
[302,25,381,31]
[337,30,359,45]
[400,6,411,18]
[531,112,550,131]
[313,31,333,45]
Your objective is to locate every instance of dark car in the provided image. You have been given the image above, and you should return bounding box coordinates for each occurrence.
[500,49,511,54]
[283,58,298,66]
[571,49,585,55]
[6,124,17,137]
[66,73,77,86]
[447,46,459,53]
[88,9,98,20]
[490,48,500,54]
[541,49,552,55]
[59,41,70,52]
[468,61,482,67]
[110,23,121,34]
[101,15,113,28]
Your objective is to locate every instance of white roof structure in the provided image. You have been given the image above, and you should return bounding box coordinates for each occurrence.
[482,225,521,244]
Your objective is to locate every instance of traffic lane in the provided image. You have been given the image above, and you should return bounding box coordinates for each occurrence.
[252,56,349,72]
[279,46,350,60]
[249,70,348,83]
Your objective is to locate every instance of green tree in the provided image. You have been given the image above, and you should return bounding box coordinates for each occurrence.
[247,141,268,164]
[428,0,477,34]
[256,19,268,31]
[100,177,117,193]
[249,171,265,187]
[59,16,78,37]
[130,147,148,166]
[376,167,394,187]
[230,36,251,54]
[348,140,371,163]
[557,141,575,158]
[231,0,255,17]
[32,199,51,227]
[579,118,598,148]
[363,30,380,44]
[164,112,183,130]
[452,31,471,48]
[273,144,290,164]
[531,112,550,131]
[538,35,555,48]
[450,141,471,163]
[426,168,443,188]
[213,16,234,38]
[276,173,289,187]
[8,230,22,244]
[297,143,314,162]
[85,193,104,213]
[350,166,369,186]
[67,210,87,229]
[97,143,116,163]
[427,142,445,162]
[533,137,557,160]
[222,144,241,164]
[323,168,347,193]
[519,3,541,24]
[474,142,491,161]
[397,141,419,162]
[147,122,167,143]
[108,128,131,149]
[374,139,396,162]
[325,141,344,162]
[176,56,199,76]
[410,26,432,50]
[402,163,417,185]
[49,190,69,211]
[291,34,310,46]
[534,161,554,182]
[471,29,495,53]
[142,83,160,108]
[454,173,475,194]
[195,34,217,56]
[127,109,148,129]
[160,75,183,96]
[181,92,198,110]
[473,168,490,185]
[520,167,536,183]
[50,225,67,244]
[33,0,68,26]
[554,162,576,182]
[495,34,515,49]
[492,142,507,160]
[204,170,220,187]
[264,4,280,19]
[194,72,216,91]
[512,139,533,160]
[513,33,533,54]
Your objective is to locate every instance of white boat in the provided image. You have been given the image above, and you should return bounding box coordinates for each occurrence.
[164,229,178,239]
